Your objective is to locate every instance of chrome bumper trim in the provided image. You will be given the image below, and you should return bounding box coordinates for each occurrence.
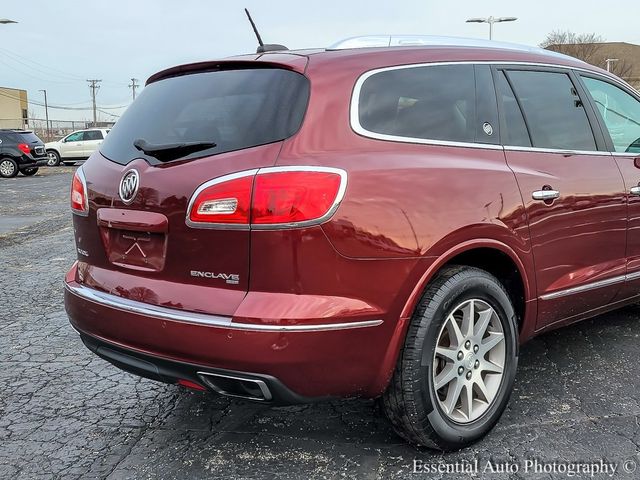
[65,283,384,332]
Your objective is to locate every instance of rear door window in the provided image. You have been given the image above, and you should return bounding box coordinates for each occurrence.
[99,68,310,165]
[356,64,478,144]
[505,70,597,151]
[84,130,104,140]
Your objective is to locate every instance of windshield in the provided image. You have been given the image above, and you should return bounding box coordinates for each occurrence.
[100,67,310,165]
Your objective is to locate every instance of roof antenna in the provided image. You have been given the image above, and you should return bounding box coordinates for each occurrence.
[244,8,288,54]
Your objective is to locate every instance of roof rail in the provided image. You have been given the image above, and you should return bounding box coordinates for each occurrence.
[328,35,568,58]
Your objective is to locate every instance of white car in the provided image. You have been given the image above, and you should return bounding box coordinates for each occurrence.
[45,128,110,166]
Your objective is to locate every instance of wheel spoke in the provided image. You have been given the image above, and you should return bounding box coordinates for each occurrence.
[481,331,504,354]
[446,314,465,347]
[460,384,474,420]
[461,300,475,338]
[434,364,457,390]
[474,377,491,403]
[435,346,458,362]
[443,376,463,414]
[474,308,493,339]
[482,360,504,374]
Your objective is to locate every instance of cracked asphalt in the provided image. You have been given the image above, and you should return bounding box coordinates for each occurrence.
[1,166,639,479]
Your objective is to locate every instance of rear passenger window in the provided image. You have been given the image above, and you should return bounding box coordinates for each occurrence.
[505,70,596,151]
[494,71,531,147]
[357,65,476,143]
[85,130,104,140]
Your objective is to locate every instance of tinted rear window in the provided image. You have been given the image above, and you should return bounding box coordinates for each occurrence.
[9,132,42,144]
[357,64,477,143]
[100,68,310,165]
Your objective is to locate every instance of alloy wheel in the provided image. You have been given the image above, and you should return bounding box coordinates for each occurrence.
[432,299,506,424]
[47,152,58,166]
[0,159,16,177]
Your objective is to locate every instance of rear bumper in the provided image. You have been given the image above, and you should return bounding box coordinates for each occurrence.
[78,331,316,404]
[64,279,395,399]
[20,156,48,168]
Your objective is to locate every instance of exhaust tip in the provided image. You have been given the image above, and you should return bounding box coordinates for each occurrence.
[197,371,273,402]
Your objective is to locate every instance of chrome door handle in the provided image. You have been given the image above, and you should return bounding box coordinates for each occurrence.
[630,186,640,196]
[532,190,560,201]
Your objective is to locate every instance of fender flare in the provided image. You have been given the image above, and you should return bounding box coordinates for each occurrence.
[371,238,535,396]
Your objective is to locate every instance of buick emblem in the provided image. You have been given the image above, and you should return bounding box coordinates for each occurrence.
[119,170,139,204]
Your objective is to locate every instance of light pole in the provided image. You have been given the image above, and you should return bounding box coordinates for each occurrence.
[0,18,17,24]
[605,58,619,72]
[466,16,517,40]
[39,89,50,141]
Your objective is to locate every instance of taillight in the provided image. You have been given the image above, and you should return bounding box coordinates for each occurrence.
[187,172,254,226]
[187,167,346,228]
[18,143,30,155]
[71,168,89,216]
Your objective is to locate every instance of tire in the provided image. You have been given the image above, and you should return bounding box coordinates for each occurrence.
[20,167,38,176]
[46,150,61,166]
[0,158,18,178]
[62,161,76,166]
[382,266,518,451]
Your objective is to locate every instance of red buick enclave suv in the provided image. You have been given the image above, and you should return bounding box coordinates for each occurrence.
[64,35,640,450]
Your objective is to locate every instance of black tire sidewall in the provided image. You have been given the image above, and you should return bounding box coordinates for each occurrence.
[0,158,18,178]
[20,167,38,176]
[416,271,518,448]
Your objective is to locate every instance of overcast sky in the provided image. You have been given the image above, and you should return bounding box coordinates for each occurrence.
[1,0,637,122]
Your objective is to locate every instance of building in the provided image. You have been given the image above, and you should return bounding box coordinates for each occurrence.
[0,87,28,129]
[589,42,640,89]
[545,42,640,90]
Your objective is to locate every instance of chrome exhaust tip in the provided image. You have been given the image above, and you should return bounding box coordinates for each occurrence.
[197,371,273,402]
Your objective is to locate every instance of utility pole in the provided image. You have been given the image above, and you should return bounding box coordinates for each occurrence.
[128,78,139,100]
[87,79,102,126]
[39,89,50,141]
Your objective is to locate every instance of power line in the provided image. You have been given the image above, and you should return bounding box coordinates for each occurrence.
[0,89,128,111]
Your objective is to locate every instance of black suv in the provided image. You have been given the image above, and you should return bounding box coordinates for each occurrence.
[0,130,48,178]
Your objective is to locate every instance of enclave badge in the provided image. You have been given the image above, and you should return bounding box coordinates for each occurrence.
[119,169,139,204]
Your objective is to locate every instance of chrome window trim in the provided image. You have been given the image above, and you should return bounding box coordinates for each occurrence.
[65,283,383,332]
[185,166,348,231]
[71,166,89,217]
[350,60,629,155]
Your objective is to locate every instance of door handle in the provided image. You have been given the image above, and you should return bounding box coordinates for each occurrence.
[532,189,560,201]
[630,186,640,196]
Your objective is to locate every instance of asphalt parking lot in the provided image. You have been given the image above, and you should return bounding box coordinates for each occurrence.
[1,166,639,479]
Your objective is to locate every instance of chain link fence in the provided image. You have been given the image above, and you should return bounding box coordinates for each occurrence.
[0,118,114,142]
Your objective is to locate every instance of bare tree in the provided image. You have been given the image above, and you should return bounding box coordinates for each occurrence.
[540,31,605,63]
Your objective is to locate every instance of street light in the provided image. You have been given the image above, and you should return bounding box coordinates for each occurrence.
[466,16,517,40]
[0,18,17,24]
[605,58,619,72]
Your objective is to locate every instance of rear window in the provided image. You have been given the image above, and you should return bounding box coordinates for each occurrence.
[100,68,310,165]
[5,132,42,144]
[356,64,477,144]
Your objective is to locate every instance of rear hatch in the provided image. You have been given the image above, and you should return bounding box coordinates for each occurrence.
[72,64,309,315]
[18,131,46,158]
